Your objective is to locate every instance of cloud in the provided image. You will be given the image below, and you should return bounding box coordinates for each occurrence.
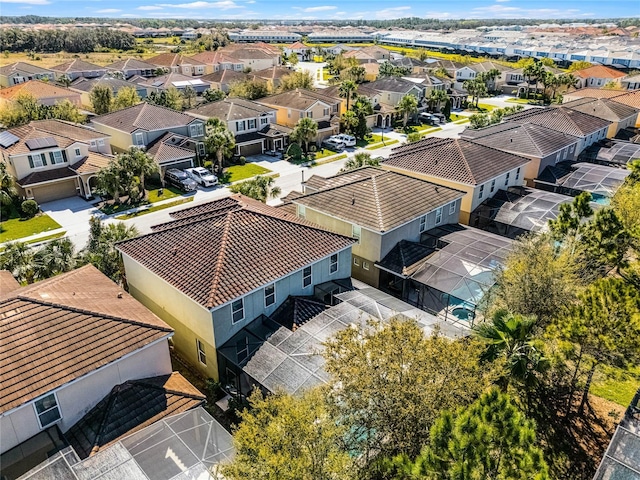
[121,13,138,17]
[96,8,121,13]
[425,11,452,19]
[137,5,164,9]
[2,0,50,5]
[293,5,337,12]
[246,0,255,3]
[495,0,510,2]
[471,4,520,13]
[375,6,411,19]
[157,0,239,8]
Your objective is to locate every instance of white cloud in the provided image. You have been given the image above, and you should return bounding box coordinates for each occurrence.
[495,0,510,3]
[425,11,452,19]
[120,13,138,17]
[96,8,121,13]
[246,0,255,3]
[2,0,50,5]
[157,0,239,8]
[137,5,164,10]
[471,4,520,13]
[375,6,411,19]
[293,5,337,12]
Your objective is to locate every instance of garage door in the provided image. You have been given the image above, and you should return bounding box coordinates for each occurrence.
[32,179,78,204]
[239,142,263,157]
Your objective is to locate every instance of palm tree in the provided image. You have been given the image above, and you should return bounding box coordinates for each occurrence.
[474,309,549,391]
[0,163,17,209]
[340,152,380,172]
[462,79,487,108]
[33,238,76,280]
[290,117,318,153]
[96,160,123,205]
[427,89,448,113]
[119,147,159,202]
[0,241,35,284]
[338,80,358,111]
[205,118,236,174]
[229,175,281,203]
[396,94,418,128]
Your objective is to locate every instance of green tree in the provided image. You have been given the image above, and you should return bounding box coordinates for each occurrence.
[548,191,594,242]
[338,79,358,111]
[463,78,488,108]
[222,388,353,480]
[0,162,17,209]
[181,85,196,110]
[95,159,126,206]
[567,60,592,72]
[351,95,374,140]
[340,152,380,172]
[581,207,631,276]
[426,89,448,112]
[163,86,184,111]
[397,94,418,128]
[406,132,422,143]
[339,110,359,136]
[392,389,548,480]
[478,68,502,92]
[118,147,159,202]
[341,65,366,84]
[50,99,85,123]
[278,71,314,92]
[90,84,113,115]
[112,86,141,111]
[324,317,492,462]
[204,118,236,174]
[288,51,298,67]
[0,241,36,284]
[290,117,318,153]
[203,88,226,103]
[228,79,270,100]
[229,175,281,202]
[33,238,76,280]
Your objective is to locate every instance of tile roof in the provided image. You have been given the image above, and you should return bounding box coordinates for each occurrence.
[0,265,172,414]
[461,122,579,157]
[612,90,640,109]
[65,373,205,459]
[70,151,114,175]
[563,97,639,122]
[384,137,530,185]
[0,80,79,102]
[105,58,158,71]
[252,66,295,82]
[68,76,143,93]
[257,88,339,110]
[187,97,274,121]
[118,195,355,308]
[145,132,195,165]
[467,61,511,73]
[293,168,465,232]
[0,271,20,294]
[50,59,105,73]
[17,166,77,186]
[1,120,104,155]
[200,69,249,85]
[189,51,243,65]
[564,87,628,99]
[91,103,199,133]
[366,77,420,94]
[145,53,194,68]
[573,65,626,79]
[505,106,612,137]
[377,240,436,277]
[0,62,54,76]
[137,72,211,89]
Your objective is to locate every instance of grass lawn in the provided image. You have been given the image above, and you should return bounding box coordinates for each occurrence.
[313,148,340,159]
[0,212,62,243]
[224,163,271,183]
[115,197,194,220]
[147,186,181,203]
[366,139,399,150]
[505,98,536,104]
[355,134,384,148]
[1,51,160,69]
[312,153,348,166]
[591,364,640,407]
[449,113,468,121]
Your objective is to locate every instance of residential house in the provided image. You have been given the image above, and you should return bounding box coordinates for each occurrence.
[562,97,639,137]
[391,56,431,74]
[187,98,289,155]
[562,87,628,103]
[460,122,581,181]
[50,59,107,82]
[290,167,465,287]
[256,88,342,142]
[283,41,311,61]
[0,119,113,202]
[0,80,82,108]
[501,65,564,95]
[200,69,250,93]
[219,45,281,71]
[362,77,425,126]
[117,194,355,381]
[572,64,626,88]
[90,102,206,153]
[145,53,206,76]
[0,265,177,477]
[453,61,510,91]
[360,45,392,61]
[145,132,199,170]
[68,76,148,108]
[505,106,612,150]
[610,90,640,127]
[105,58,158,79]
[0,62,56,87]
[361,63,381,82]
[621,74,640,90]
[251,66,295,90]
[135,72,211,94]
[343,49,380,64]
[189,51,244,74]
[382,138,530,224]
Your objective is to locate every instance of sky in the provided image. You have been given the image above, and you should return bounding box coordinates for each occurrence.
[2,0,639,21]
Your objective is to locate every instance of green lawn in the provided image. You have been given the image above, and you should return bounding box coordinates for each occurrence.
[312,153,348,166]
[0,209,62,243]
[314,148,340,160]
[147,186,181,203]
[356,134,384,148]
[366,139,400,150]
[591,364,640,407]
[449,113,468,121]
[224,163,271,184]
[115,197,194,220]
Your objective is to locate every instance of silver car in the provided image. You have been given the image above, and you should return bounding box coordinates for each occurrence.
[186,167,218,187]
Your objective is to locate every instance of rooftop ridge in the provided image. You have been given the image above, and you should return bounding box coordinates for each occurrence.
[207,212,234,309]
[370,174,385,231]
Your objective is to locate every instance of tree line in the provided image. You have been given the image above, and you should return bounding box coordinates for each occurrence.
[0,27,135,53]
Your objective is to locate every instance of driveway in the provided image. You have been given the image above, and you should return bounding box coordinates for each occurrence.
[296,61,328,87]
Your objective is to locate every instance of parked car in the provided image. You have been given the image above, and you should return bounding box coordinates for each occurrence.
[330,134,356,147]
[321,138,346,151]
[164,168,197,192]
[186,167,218,187]
[419,112,438,125]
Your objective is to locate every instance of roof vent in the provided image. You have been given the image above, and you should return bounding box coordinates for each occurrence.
[510,138,513,142]
[351,196,355,205]
[435,186,439,193]
[117,292,123,299]
[172,247,178,255]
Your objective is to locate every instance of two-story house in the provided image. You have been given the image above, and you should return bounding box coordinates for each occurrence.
[382,138,530,224]
[189,51,245,75]
[0,80,82,108]
[287,167,465,288]
[460,122,581,181]
[50,59,107,82]
[0,62,56,87]
[105,58,159,79]
[453,61,509,91]
[611,90,640,127]
[187,97,289,155]
[562,97,639,137]
[0,120,113,203]
[135,72,211,94]
[68,76,149,109]
[117,194,355,381]
[219,45,281,71]
[256,88,342,142]
[200,69,250,93]
[572,65,626,89]
[90,102,206,153]
[145,53,207,76]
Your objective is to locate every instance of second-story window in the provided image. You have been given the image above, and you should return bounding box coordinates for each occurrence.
[419,215,426,233]
[264,284,276,307]
[516,167,521,181]
[28,153,47,168]
[50,150,66,165]
[232,298,244,324]
[190,123,204,137]
[134,132,144,146]
[490,179,495,193]
[306,111,313,118]
[330,253,338,274]
[297,204,306,218]
[479,184,484,199]
[34,393,61,428]
[261,117,269,125]
[505,172,510,186]
[435,207,443,225]
[303,266,312,288]
[236,121,246,132]
[248,119,256,129]
[323,107,329,116]
[449,201,457,215]
[352,224,361,244]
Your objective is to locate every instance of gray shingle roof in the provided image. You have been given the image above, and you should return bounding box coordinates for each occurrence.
[505,106,612,137]
[257,88,339,111]
[563,97,639,123]
[187,97,274,122]
[91,103,200,133]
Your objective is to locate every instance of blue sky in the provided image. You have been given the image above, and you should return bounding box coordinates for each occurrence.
[2,0,639,20]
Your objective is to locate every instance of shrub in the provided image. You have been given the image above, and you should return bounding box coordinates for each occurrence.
[21,199,39,218]
[239,156,246,165]
[309,144,317,152]
[204,160,213,169]
[407,132,422,143]
[286,142,303,162]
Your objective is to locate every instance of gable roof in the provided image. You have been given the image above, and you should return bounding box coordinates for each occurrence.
[187,97,274,122]
[563,97,639,122]
[145,53,189,68]
[0,62,54,76]
[117,195,355,309]
[136,72,211,89]
[50,58,105,74]
[68,75,143,93]
[257,88,339,110]
[146,132,195,165]
[611,90,640,109]
[564,87,628,99]
[366,76,421,94]
[1,120,105,155]
[293,168,464,232]
[91,103,199,133]
[0,80,78,102]
[252,66,294,82]
[189,51,243,65]
[0,265,172,414]
[467,61,510,73]
[573,65,626,79]
[201,69,249,84]
[505,106,612,137]
[65,372,204,459]
[105,58,158,71]
[385,137,530,185]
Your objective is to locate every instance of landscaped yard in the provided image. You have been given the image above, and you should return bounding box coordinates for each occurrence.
[147,186,181,203]
[448,113,469,122]
[0,210,62,243]
[224,163,272,183]
[366,139,400,150]
[314,148,340,160]
[115,197,194,220]
[355,134,384,148]
[591,364,640,407]
[312,153,348,166]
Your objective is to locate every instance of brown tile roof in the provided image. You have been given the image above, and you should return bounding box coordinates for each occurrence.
[563,97,639,122]
[293,168,465,232]
[118,195,355,308]
[385,138,530,185]
[50,58,105,74]
[573,65,626,79]
[70,151,114,175]
[303,166,383,192]
[1,122,85,156]
[187,97,274,122]
[145,53,187,68]
[189,51,242,65]
[105,58,158,71]
[366,77,420,94]
[0,80,79,102]
[564,88,628,99]
[146,132,195,165]
[257,88,339,111]
[0,265,172,414]
[200,69,249,85]
[505,106,612,137]
[0,271,20,294]
[137,72,211,89]
[91,103,200,133]
[65,372,204,459]
[29,119,108,143]
[612,90,640,109]
[252,66,295,83]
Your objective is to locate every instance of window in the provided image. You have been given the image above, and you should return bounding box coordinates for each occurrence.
[287,109,292,118]
[232,298,244,324]
[197,142,206,156]
[260,117,269,125]
[504,172,510,186]
[352,224,361,244]
[90,140,97,147]
[323,107,329,116]
[435,207,443,225]
[303,266,312,288]
[353,257,360,266]
[330,253,338,274]
[363,261,370,270]
[74,148,81,158]
[490,179,495,193]
[556,152,561,163]
[248,119,256,129]
[50,150,66,164]
[98,138,105,146]
[419,215,427,233]
[235,120,246,132]
[449,201,456,215]
[264,284,275,307]
[515,167,520,181]
[196,339,206,365]
[28,153,46,168]
[134,132,144,146]
[297,204,306,218]
[479,184,484,199]
[34,393,61,428]
[306,111,313,118]
[189,123,204,137]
